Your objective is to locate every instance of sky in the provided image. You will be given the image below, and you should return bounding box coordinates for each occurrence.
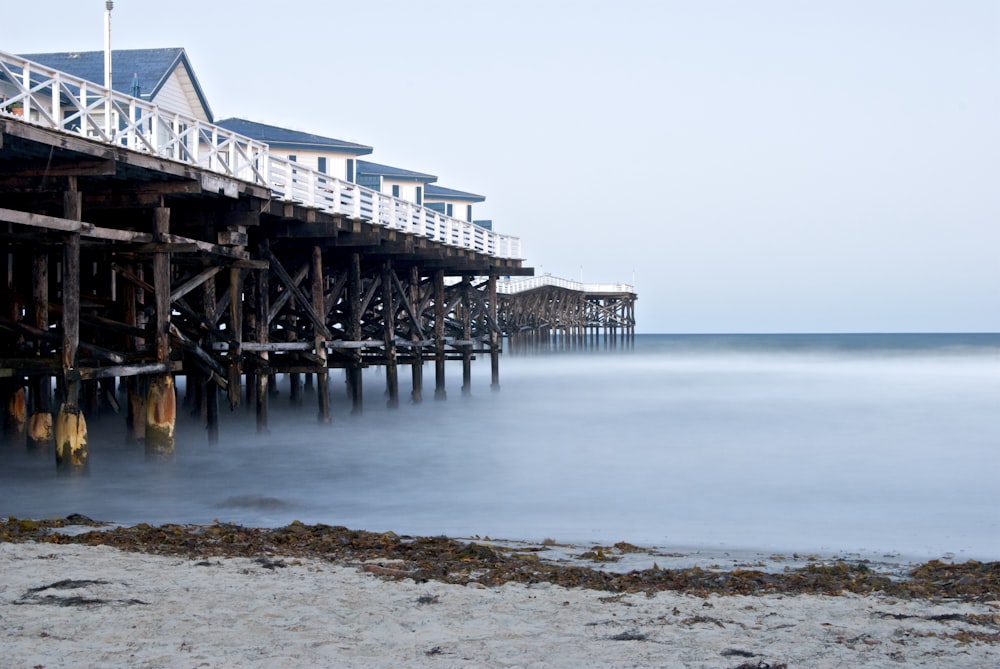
[4,0,998,333]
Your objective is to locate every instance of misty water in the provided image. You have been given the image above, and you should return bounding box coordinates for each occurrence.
[2,333,998,563]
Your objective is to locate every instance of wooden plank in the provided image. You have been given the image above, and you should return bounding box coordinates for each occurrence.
[267,261,309,324]
[9,159,116,177]
[0,206,81,232]
[76,362,171,381]
[211,342,314,352]
[170,266,222,303]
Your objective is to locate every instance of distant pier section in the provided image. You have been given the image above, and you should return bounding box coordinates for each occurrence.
[497,275,637,350]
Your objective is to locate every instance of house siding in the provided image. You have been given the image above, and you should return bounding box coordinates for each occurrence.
[269,148,357,182]
[155,71,202,119]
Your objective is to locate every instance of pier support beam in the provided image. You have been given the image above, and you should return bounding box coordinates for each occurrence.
[28,251,52,449]
[145,375,176,458]
[202,276,219,444]
[348,253,363,414]
[409,266,423,403]
[312,246,330,423]
[146,206,175,457]
[461,277,472,395]
[55,181,87,472]
[489,275,500,390]
[227,267,244,410]
[381,261,399,408]
[434,270,446,400]
[255,244,270,433]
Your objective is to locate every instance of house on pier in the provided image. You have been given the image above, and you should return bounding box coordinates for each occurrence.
[19,48,213,122]
[424,184,489,228]
[355,160,437,206]
[214,118,373,184]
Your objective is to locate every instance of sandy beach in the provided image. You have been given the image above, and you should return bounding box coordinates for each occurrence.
[2,524,998,669]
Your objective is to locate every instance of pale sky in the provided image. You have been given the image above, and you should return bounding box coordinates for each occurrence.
[5,1,998,333]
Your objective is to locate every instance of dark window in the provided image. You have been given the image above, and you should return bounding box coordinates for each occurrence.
[416,186,423,205]
[346,159,355,182]
[392,184,400,198]
[357,174,380,190]
[466,204,473,222]
[317,157,327,173]
[446,203,453,217]
[288,154,297,162]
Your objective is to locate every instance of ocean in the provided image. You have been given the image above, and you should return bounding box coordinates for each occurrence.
[2,333,998,563]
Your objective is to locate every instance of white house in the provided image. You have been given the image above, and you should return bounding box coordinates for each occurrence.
[355,160,437,205]
[424,184,486,224]
[214,118,373,183]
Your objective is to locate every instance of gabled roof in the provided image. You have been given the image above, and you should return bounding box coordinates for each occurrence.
[215,118,373,155]
[357,160,437,183]
[20,48,213,120]
[425,184,485,203]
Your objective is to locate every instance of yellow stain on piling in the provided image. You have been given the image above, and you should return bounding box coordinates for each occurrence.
[145,375,176,457]
[54,404,88,469]
[28,411,53,443]
[7,387,26,434]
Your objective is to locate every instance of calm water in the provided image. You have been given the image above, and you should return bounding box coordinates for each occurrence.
[2,333,998,562]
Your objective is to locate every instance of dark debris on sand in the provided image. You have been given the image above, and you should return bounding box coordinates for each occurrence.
[2,517,999,601]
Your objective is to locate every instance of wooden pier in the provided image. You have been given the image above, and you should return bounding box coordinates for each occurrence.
[497,276,637,352]
[0,48,644,471]
[0,81,531,467]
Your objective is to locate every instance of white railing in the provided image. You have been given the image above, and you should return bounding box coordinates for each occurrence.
[267,156,520,258]
[0,48,522,260]
[497,275,635,294]
[0,51,267,184]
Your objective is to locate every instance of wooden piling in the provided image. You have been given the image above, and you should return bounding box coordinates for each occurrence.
[489,275,500,390]
[29,250,52,449]
[348,253,363,414]
[255,246,270,433]
[55,181,87,473]
[312,246,330,423]
[146,206,176,456]
[409,266,423,403]
[381,261,399,408]
[434,269,446,400]
[54,404,87,471]
[145,374,176,458]
[461,277,472,395]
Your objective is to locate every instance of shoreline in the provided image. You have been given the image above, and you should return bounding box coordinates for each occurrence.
[3,517,998,600]
[2,530,998,668]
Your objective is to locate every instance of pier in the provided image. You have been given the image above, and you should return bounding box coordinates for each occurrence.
[0,49,533,468]
[498,276,637,351]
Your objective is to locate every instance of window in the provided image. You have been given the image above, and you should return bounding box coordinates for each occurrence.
[392,184,400,198]
[288,154,297,162]
[346,159,355,182]
[416,186,423,205]
[466,204,473,222]
[446,203,453,217]
[317,157,327,173]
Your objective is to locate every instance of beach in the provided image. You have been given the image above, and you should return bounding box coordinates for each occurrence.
[1,522,998,668]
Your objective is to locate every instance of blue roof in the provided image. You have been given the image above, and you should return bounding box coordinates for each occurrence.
[357,160,437,183]
[20,48,214,121]
[425,184,485,202]
[214,118,373,155]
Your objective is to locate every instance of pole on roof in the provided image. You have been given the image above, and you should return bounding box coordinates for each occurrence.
[104,2,114,89]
